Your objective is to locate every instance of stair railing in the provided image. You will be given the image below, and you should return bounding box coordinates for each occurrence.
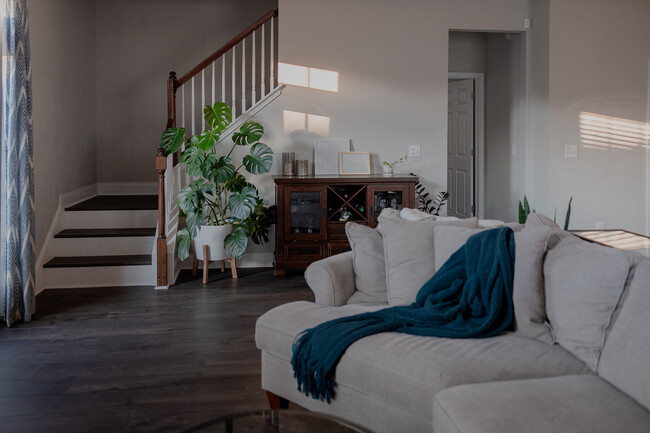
[156,9,279,287]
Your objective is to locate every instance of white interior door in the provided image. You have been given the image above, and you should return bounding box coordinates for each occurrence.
[447,79,475,218]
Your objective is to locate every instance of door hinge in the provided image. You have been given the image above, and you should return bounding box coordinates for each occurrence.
[471,148,475,157]
[471,204,476,214]
[471,91,476,100]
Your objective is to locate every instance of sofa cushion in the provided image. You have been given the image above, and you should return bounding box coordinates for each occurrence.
[512,227,557,343]
[434,226,556,343]
[433,226,485,272]
[599,260,650,411]
[433,375,650,433]
[379,209,478,305]
[256,301,591,422]
[345,222,387,304]
[544,236,634,370]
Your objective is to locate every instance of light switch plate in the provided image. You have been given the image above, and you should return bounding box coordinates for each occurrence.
[408,145,421,158]
[565,144,578,158]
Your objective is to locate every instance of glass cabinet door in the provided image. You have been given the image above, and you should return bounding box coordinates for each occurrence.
[284,187,327,240]
[367,185,409,228]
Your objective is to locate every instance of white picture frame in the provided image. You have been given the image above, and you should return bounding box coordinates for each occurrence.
[339,151,371,175]
[314,139,351,175]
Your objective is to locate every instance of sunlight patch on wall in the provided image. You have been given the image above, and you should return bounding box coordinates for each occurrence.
[278,63,339,92]
[579,112,649,152]
[283,110,331,135]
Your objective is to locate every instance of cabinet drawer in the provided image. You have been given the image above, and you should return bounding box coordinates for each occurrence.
[328,242,352,256]
[328,222,366,240]
[284,243,324,261]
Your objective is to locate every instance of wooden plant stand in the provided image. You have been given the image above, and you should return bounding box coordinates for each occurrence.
[192,244,238,283]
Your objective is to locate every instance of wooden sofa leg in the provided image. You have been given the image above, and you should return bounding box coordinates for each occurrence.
[266,391,289,409]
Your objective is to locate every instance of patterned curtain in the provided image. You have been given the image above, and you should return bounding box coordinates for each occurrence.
[1,0,35,327]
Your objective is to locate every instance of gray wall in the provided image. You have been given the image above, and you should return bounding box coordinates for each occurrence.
[449,32,486,74]
[95,0,277,183]
[30,0,97,254]
[485,32,524,222]
[544,0,650,231]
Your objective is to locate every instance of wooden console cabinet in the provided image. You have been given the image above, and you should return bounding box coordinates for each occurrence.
[274,174,418,276]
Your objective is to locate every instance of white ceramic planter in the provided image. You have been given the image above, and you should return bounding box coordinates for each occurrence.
[194,224,232,261]
[382,165,394,176]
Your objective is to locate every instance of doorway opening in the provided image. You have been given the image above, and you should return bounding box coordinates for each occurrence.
[448,31,526,221]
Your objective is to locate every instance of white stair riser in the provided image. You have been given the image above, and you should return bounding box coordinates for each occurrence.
[44,265,153,289]
[62,210,158,229]
[52,237,155,256]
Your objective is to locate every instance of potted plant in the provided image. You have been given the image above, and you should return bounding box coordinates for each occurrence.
[381,153,408,176]
[159,102,275,262]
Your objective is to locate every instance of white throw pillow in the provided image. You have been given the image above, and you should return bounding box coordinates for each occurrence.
[544,236,634,370]
[434,225,557,343]
[345,222,388,304]
[379,209,479,305]
[400,208,436,221]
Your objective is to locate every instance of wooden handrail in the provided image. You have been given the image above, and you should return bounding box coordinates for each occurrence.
[177,9,278,86]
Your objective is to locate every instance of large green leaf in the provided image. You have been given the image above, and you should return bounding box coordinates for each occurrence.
[177,180,210,215]
[185,210,204,238]
[181,146,208,177]
[160,127,186,155]
[195,129,217,151]
[209,156,236,184]
[243,142,274,175]
[228,185,258,219]
[177,228,192,261]
[225,172,247,192]
[225,226,249,259]
[232,121,264,146]
[204,102,232,132]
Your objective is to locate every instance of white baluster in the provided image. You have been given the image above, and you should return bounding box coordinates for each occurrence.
[211,61,216,105]
[222,57,226,104]
[252,31,256,105]
[181,85,185,131]
[232,47,237,119]
[201,70,205,131]
[191,77,195,135]
[261,23,266,97]
[242,39,246,113]
[271,17,275,89]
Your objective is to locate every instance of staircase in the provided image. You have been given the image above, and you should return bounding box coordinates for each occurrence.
[42,195,157,288]
[155,9,282,288]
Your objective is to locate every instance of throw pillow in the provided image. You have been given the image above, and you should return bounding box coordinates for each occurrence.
[511,227,558,343]
[433,225,556,343]
[345,222,388,304]
[400,208,436,221]
[544,236,634,370]
[379,209,479,305]
[433,226,485,272]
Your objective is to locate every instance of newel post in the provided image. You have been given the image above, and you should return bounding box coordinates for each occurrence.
[156,148,168,287]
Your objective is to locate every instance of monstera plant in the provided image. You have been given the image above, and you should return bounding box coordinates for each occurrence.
[160,102,275,261]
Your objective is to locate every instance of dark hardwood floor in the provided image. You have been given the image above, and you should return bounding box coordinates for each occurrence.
[0,268,313,433]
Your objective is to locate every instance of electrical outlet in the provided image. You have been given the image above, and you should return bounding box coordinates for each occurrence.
[408,145,421,158]
[565,144,578,159]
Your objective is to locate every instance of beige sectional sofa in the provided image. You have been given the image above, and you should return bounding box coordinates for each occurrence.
[255,211,650,432]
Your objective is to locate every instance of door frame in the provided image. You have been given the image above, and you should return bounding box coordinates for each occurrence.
[448,72,485,218]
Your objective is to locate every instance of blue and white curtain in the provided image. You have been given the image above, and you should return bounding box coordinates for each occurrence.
[1,0,34,327]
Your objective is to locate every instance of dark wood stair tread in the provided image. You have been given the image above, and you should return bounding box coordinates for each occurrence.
[65,195,158,211]
[54,228,156,238]
[44,255,152,268]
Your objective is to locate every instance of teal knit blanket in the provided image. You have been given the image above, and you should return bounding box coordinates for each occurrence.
[291,227,516,402]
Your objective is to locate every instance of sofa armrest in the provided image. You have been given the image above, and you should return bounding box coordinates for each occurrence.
[304,251,356,306]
